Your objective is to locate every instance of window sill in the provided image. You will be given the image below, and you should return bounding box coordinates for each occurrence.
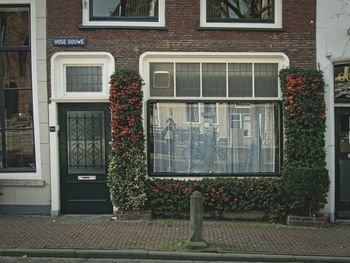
[196,26,285,32]
[0,179,45,187]
[79,25,168,31]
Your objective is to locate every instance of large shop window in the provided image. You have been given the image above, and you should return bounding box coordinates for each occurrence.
[200,0,282,29]
[0,6,35,171]
[147,61,280,176]
[82,0,165,28]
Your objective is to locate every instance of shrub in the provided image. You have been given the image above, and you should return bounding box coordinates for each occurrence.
[107,69,148,211]
[283,166,329,216]
[279,68,329,216]
[279,68,326,167]
[149,178,287,218]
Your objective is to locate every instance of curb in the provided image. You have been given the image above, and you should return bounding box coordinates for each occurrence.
[1,249,350,262]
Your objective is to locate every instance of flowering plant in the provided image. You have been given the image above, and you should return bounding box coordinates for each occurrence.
[280,68,327,167]
[279,68,329,216]
[107,70,148,211]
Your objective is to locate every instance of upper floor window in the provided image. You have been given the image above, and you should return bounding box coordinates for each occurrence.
[200,0,282,29]
[82,0,165,28]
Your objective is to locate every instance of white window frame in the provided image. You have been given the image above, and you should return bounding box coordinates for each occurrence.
[140,52,289,177]
[51,52,115,102]
[143,53,288,101]
[82,0,166,28]
[0,0,43,180]
[200,0,282,29]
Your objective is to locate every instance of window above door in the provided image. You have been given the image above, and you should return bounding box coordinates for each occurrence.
[200,0,282,30]
[82,0,166,28]
[51,52,115,102]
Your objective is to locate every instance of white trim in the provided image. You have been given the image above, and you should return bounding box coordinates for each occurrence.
[199,0,282,29]
[82,0,165,28]
[49,51,115,215]
[51,52,115,102]
[141,52,289,101]
[0,0,43,180]
[140,52,289,177]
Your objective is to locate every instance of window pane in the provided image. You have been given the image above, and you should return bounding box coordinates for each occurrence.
[202,63,226,97]
[186,103,199,122]
[0,52,32,90]
[67,111,106,174]
[149,102,279,175]
[150,63,174,97]
[228,63,252,97]
[5,130,35,169]
[5,89,33,129]
[66,66,102,92]
[91,0,158,18]
[207,0,273,21]
[204,103,217,123]
[176,63,200,97]
[254,63,278,97]
[0,7,30,47]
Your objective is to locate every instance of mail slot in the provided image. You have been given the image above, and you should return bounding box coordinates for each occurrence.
[78,175,96,181]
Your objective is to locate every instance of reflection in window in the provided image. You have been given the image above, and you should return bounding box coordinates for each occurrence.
[207,0,273,22]
[186,103,199,123]
[149,102,279,175]
[91,0,158,20]
[0,6,35,170]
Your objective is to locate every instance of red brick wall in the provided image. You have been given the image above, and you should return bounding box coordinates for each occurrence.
[47,0,316,84]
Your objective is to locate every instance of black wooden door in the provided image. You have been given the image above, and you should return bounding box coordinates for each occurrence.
[335,108,350,219]
[59,103,112,214]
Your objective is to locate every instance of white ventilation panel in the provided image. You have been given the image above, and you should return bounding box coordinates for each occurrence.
[153,71,170,89]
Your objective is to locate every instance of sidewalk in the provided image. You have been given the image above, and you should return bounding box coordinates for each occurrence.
[0,215,350,262]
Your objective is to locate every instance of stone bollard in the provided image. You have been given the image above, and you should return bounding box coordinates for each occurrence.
[186,191,207,249]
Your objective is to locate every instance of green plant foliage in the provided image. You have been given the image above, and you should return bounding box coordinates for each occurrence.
[108,149,148,210]
[107,69,148,211]
[279,68,329,216]
[279,68,326,167]
[149,178,286,218]
[283,166,329,216]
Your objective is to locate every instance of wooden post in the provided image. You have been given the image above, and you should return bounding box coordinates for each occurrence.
[186,191,207,249]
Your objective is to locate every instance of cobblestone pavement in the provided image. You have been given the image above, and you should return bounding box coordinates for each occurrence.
[0,216,350,257]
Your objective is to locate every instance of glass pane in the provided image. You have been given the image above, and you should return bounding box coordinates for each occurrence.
[67,111,106,174]
[228,103,278,172]
[202,63,226,97]
[5,89,33,129]
[66,66,102,92]
[0,7,30,47]
[150,63,174,97]
[186,103,199,122]
[339,114,350,201]
[176,63,200,97]
[0,51,32,90]
[207,0,273,21]
[149,102,279,174]
[0,133,2,168]
[91,0,158,18]
[204,103,217,123]
[5,130,35,169]
[254,63,278,97]
[228,63,253,97]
